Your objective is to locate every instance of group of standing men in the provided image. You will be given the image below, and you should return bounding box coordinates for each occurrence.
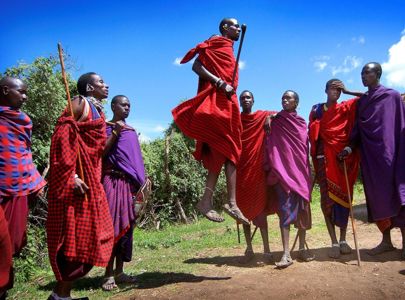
[1,15,405,300]
[0,73,146,300]
[172,17,405,267]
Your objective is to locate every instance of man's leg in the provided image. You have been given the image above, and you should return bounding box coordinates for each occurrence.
[114,253,137,284]
[368,228,395,256]
[259,221,273,263]
[323,215,340,258]
[276,225,292,268]
[223,160,249,225]
[401,228,405,260]
[338,226,352,255]
[102,255,117,291]
[52,281,73,298]
[240,224,254,263]
[196,171,224,222]
[297,229,314,262]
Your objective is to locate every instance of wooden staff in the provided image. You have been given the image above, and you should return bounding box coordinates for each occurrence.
[343,160,361,266]
[57,43,87,201]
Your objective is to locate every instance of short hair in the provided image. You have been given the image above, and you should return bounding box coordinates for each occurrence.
[325,78,341,91]
[77,72,97,96]
[219,18,235,35]
[111,95,128,109]
[284,90,299,104]
[366,62,382,79]
[239,90,254,100]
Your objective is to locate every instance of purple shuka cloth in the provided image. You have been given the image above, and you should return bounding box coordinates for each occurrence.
[106,125,146,188]
[265,110,312,201]
[351,85,405,223]
[103,125,146,260]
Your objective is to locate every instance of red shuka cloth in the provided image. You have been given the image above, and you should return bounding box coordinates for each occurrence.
[172,36,242,172]
[0,205,12,292]
[236,111,278,220]
[308,99,360,208]
[46,109,114,281]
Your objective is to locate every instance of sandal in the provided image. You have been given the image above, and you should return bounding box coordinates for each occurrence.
[102,276,118,291]
[297,249,315,262]
[328,243,341,259]
[263,252,274,264]
[339,241,352,255]
[239,248,255,264]
[275,253,293,268]
[223,204,249,225]
[115,272,138,284]
[367,242,395,256]
[196,202,224,223]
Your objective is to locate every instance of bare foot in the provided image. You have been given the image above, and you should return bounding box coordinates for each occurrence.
[367,242,395,256]
[223,204,249,225]
[196,202,224,223]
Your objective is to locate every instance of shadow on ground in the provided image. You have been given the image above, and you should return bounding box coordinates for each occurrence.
[184,247,404,268]
[38,272,231,293]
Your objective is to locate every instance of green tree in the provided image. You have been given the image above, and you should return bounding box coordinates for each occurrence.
[1,55,77,173]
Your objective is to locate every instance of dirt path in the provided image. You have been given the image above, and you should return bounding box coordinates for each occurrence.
[114,208,405,300]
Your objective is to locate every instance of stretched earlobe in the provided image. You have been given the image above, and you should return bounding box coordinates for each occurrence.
[86,84,94,92]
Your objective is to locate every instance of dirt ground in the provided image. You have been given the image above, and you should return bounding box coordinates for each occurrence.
[115,204,405,300]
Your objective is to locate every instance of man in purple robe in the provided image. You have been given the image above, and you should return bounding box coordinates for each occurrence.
[265,90,314,268]
[339,62,405,259]
[101,95,146,290]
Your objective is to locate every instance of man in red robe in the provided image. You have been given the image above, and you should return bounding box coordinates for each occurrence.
[0,76,46,298]
[172,18,248,224]
[236,90,277,263]
[47,72,114,300]
[309,79,363,259]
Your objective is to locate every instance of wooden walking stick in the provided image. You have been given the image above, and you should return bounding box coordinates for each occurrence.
[57,43,87,201]
[343,160,361,266]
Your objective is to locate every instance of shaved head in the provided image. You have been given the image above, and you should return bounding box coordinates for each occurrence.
[0,76,28,109]
[0,76,24,90]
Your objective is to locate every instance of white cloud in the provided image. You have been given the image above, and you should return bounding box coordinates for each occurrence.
[382,33,405,88]
[152,125,166,132]
[314,61,328,72]
[352,36,366,45]
[173,57,182,66]
[312,55,330,72]
[138,133,151,143]
[238,60,246,70]
[331,56,362,76]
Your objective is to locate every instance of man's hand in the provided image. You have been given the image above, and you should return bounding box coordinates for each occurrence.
[73,177,89,195]
[337,147,352,161]
[330,81,348,94]
[216,79,235,100]
[264,114,277,133]
[114,120,125,135]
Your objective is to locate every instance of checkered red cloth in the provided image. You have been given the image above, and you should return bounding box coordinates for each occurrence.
[0,106,45,196]
[46,104,114,281]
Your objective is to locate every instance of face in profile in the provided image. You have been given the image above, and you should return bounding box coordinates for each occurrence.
[224,19,241,41]
[1,79,28,109]
[89,74,109,100]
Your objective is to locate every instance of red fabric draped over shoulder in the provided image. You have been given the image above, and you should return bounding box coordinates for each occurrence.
[308,99,360,208]
[236,111,278,220]
[172,36,242,172]
[46,108,114,281]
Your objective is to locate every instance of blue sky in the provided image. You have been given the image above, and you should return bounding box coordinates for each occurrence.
[1,0,405,141]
